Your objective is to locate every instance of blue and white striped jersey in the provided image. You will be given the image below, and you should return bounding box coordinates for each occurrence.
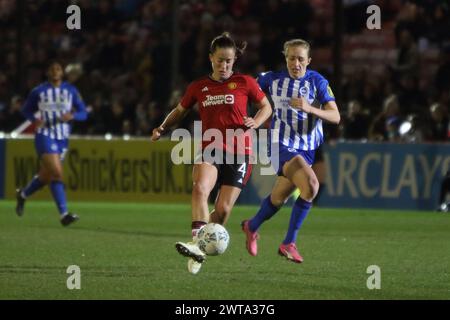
[258,70,335,151]
[22,81,87,140]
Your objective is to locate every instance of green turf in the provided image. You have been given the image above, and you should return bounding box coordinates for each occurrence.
[0,200,449,300]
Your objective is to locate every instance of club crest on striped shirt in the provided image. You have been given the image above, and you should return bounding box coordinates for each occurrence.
[299,86,309,97]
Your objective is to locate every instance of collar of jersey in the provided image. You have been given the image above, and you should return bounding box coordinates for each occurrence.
[208,72,235,83]
[283,69,310,81]
[44,81,67,88]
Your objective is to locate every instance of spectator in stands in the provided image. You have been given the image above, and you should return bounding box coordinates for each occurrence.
[428,3,450,46]
[428,103,449,142]
[368,94,402,141]
[342,100,369,140]
[389,27,420,81]
[0,0,447,141]
[435,47,450,103]
[3,95,25,132]
[105,100,127,135]
[397,74,427,116]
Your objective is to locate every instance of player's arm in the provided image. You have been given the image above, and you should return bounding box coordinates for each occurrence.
[244,96,272,129]
[151,103,189,141]
[244,75,272,129]
[61,88,87,122]
[290,78,340,124]
[21,89,43,128]
[290,98,340,124]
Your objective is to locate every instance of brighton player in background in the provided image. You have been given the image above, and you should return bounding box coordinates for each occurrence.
[241,39,340,263]
[16,61,87,226]
[151,32,272,274]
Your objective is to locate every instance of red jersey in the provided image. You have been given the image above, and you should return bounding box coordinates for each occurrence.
[180,73,265,155]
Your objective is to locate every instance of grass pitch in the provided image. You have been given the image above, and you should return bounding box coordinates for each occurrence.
[0,200,449,300]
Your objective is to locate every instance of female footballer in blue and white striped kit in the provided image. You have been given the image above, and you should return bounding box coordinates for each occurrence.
[16,61,87,226]
[242,39,341,263]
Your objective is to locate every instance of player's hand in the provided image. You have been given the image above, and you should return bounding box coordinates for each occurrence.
[290,97,312,113]
[60,113,74,122]
[243,116,257,129]
[151,126,164,141]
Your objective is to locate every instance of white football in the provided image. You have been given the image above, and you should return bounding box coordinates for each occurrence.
[196,223,230,256]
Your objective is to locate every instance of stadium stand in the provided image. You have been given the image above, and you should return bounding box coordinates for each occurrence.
[0,0,448,142]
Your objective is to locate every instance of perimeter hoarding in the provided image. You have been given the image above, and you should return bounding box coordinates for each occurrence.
[317,142,450,210]
[4,138,193,202]
[241,142,450,210]
[2,138,450,210]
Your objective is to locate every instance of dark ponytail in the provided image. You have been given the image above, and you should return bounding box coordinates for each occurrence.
[209,32,247,57]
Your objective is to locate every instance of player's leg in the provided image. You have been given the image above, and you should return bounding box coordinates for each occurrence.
[41,154,66,214]
[15,168,49,217]
[249,176,295,231]
[209,185,242,225]
[19,165,49,198]
[175,162,218,271]
[283,155,319,202]
[242,176,295,256]
[210,156,251,225]
[15,135,51,216]
[41,146,78,226]
[191,162,218,236]
[203,186,239,271]
[278,155,319,263]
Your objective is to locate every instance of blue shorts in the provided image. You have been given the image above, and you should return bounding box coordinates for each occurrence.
[35,133,69,161]
[270,144,316,176]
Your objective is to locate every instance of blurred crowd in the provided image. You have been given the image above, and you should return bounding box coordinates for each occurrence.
[0,0,449,142]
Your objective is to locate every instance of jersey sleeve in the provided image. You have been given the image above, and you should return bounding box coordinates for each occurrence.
[246,76,266,103]
[180,82,198,109]
[21,88,39,121]
[256,71,272,93]
[71,87,88,121]
[316,76,336,105]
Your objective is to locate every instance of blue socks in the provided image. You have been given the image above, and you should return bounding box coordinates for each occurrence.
[50,181,68,215]
[249,196,280,232]
[22,176,45,198]
[283,197,312,244]
[22,175,69,216]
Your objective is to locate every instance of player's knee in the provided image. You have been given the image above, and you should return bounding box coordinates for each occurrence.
[304,176,319,201]
[192,183,210,200]
[284,157,306,178]
[38,169,52,184]
[38,174,51,184]
[50,170,64,181]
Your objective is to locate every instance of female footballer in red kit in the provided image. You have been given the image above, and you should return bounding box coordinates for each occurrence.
[151,32,272,274]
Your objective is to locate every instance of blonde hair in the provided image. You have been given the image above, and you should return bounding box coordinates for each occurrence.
[283,39,311,57]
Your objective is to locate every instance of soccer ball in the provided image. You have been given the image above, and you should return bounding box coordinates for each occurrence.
[196,223,230,256]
